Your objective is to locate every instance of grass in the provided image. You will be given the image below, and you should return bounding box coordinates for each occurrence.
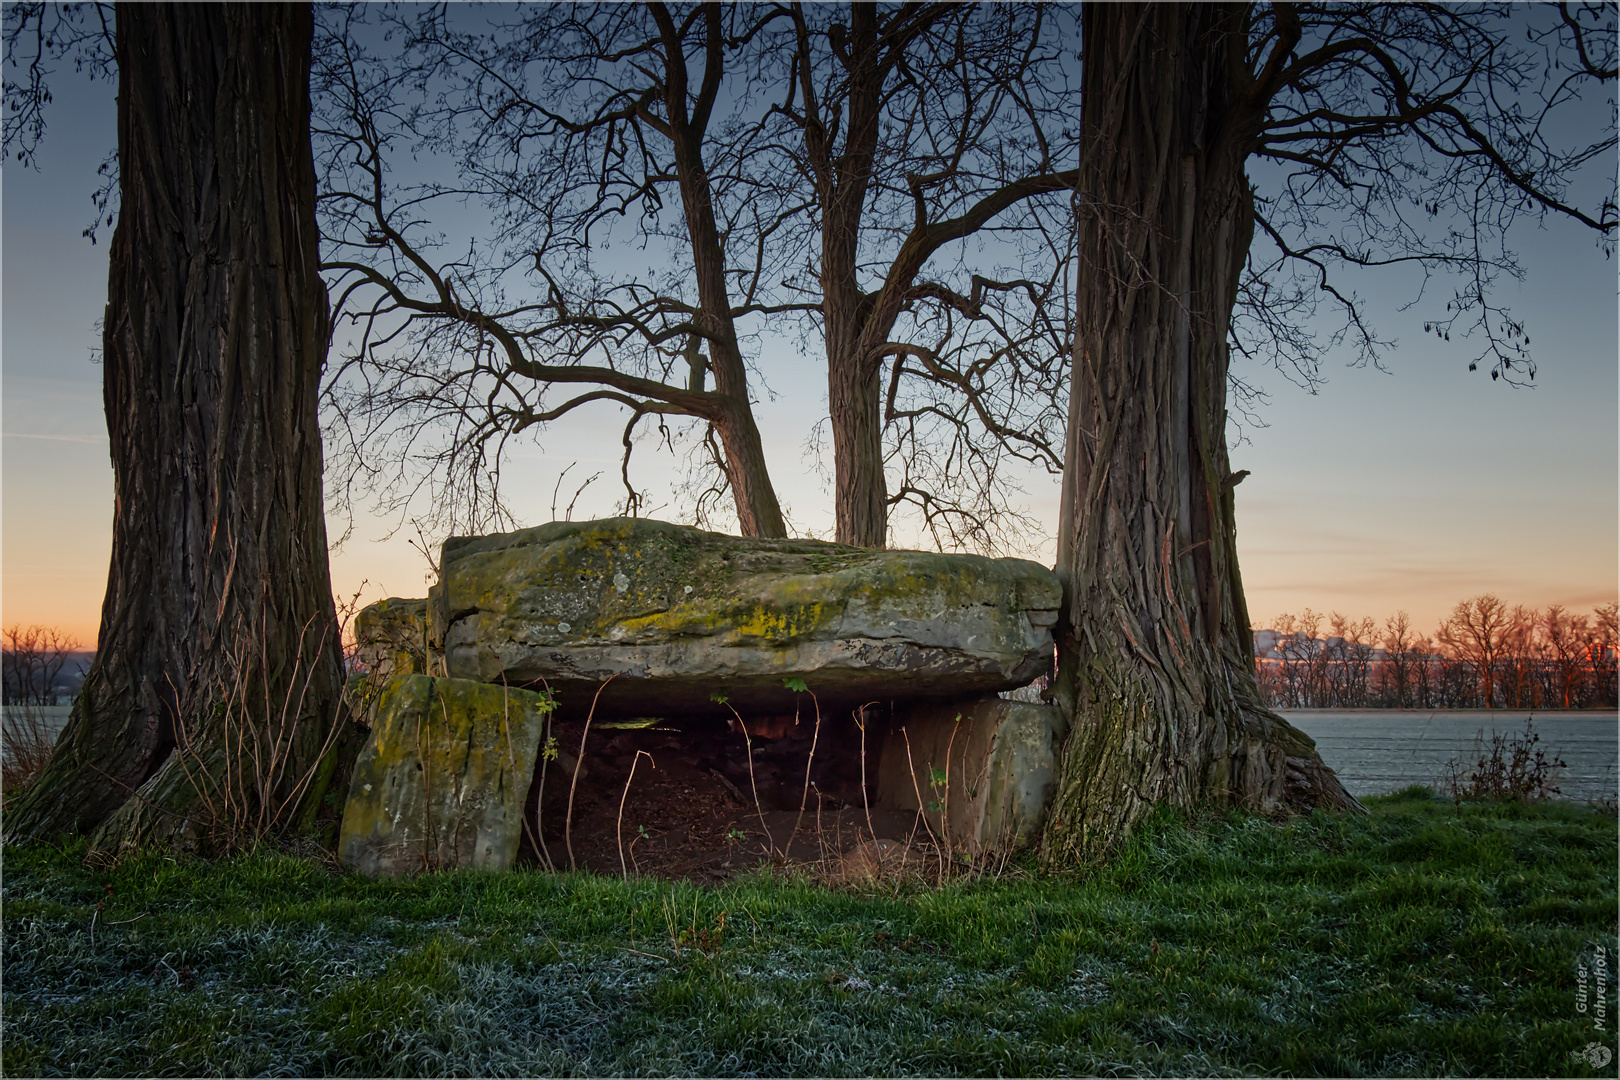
[1,703,63,793]
[3,790,1615,1077]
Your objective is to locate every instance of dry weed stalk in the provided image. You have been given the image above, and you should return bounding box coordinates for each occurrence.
[900,726,947,884]
[498,679,555,870]
[566,673,617,870]
[715,695,776,856]
[617,749,656,879]
[414,697,437,871]
[854,702,881,873]
[170,610,347,853]
[1,704,59,795]
[529,678,558,871]
[789,683,824,853]
[936,714,962,880]
[899,726,936,879]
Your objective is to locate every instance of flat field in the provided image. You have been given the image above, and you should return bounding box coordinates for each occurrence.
[3,791,1615,1077]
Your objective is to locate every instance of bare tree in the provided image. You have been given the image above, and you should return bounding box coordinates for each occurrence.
[1410,633,1440,710]
[1591,601,1619,707]
[1266,609,1328,707]
[1437,594,1519,708]
[1042,3,1613,864]
[1380,611,1416,708]
[767,3,1081,548]
[1496,605,1538,708]
[315,3,1085,553]
[316,4,792,540]
[1,626,84,706]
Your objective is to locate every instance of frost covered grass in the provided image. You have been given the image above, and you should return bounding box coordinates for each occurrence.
[3,791,1614,1077]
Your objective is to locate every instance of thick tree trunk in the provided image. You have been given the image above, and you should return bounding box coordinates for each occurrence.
[810,6,890,549]
[678,152,786,540]
[826,335,888,549]
[651,4,787,541]
[3,4,347,853]
[1041,3,1361,868]
[710,394,787,540]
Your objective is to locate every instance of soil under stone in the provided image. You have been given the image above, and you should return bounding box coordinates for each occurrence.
[518,708,939,882]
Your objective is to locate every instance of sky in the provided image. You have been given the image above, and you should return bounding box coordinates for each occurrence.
[3,34,1616,650]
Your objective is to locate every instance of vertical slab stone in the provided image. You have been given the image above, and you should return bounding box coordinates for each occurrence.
[878,696,1063,858]
[353,597,435,678]
[340,673,552,876]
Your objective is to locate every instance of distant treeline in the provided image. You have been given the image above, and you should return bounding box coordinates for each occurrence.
[1,626,92,706]
[1254,596,1618,710]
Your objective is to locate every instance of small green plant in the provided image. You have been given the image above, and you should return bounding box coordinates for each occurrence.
[661,889,727,958]
[928,766,948,791]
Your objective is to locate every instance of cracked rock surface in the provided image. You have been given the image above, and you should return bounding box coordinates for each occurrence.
[426,517,1060,720]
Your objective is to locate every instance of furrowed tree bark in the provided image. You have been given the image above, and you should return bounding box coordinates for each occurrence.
[815,7,889,549]
[1041,3,1361,868]
[652,3,787,540]
[3,4,347,852]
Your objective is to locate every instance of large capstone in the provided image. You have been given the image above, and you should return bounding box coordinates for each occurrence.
[429,517,1060,720]
[339,673,553,877]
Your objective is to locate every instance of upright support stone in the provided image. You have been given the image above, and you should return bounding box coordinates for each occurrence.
[353,597,436,679]
[878,696,1064,858]
[339,674,553,876]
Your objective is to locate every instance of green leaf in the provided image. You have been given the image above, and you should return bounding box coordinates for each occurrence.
[709,690,730,705]
[783,677,809,693]
[597,717,664,730]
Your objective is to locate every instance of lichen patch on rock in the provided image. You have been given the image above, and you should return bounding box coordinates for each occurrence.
[339,674,554,877]
[431,517,1060,719]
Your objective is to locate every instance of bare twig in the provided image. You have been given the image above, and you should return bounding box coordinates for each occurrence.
[899,725,936,879]
[566,673,617,871]
[616,749,655,879]
[718,697,775,856]
[790,685,823,852]
[855,702,880,875]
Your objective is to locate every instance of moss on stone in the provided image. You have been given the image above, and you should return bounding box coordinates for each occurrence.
[440,517,1058,650]
[428,518,1061,717]
[355,597,433,677]
[339,674,555,877]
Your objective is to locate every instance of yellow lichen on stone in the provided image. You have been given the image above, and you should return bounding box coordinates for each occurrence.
[434,517,1063,714]
[355,597,435,677]
[339,673,554,877]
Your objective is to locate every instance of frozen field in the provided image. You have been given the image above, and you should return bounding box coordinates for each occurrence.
[1286,709,1618,803]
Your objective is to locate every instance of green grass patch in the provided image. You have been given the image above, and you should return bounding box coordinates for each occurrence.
[4,791,1615,1076]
